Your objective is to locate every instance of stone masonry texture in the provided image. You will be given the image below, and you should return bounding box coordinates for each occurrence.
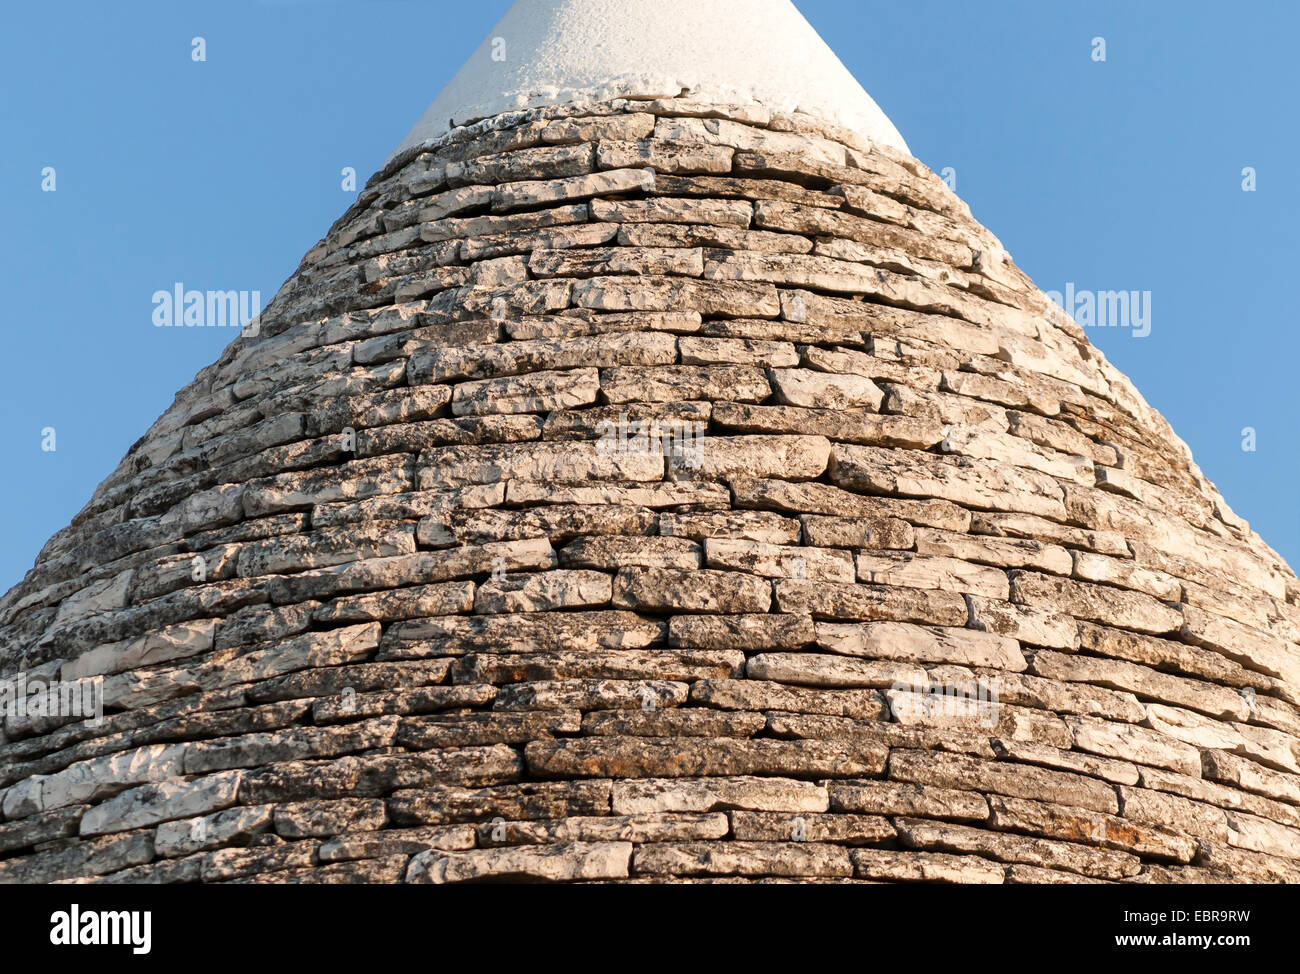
[1,99,1299,884]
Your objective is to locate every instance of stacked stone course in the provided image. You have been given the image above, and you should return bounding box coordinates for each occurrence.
[2,98,1299,883]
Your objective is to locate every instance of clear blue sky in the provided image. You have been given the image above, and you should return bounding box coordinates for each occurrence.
[3,0,1297,595]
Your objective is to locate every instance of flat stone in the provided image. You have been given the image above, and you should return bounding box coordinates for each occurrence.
[632,841,853,878]
[660,511,801,545]
[417,442,663,489]
[479,812,730,846]
[612,568,772,614]
[889,748,1119,815]
[987,795,1196,863]
[831,444,1066,521]
[692,677,889,720]
[815,621,1026,671]
[774,580,968,627]
[408,841,633,884]
[895,817,1140,880]
[703,538,855,583]
[493,678,688,713]
[79,771,242,837]
[850,848,1004,884]
[1065,716,1203,777]
[581,709,766,739]
[388,780,612,826]
[729,811,894,845]
[452,368,601,416]
[1011,571,1182,637]
[474,570,613,613]
[770,369,884,410]
[732,478,970,532]
[829,780,990,822]
[526,737,884,779]
[801,515,915,551]
[611,777,829,815]
[967,596,1079,651]
[154,804,275,858]
[318,825,477,862]
[856,551,1011,600]
[668,613,814,651]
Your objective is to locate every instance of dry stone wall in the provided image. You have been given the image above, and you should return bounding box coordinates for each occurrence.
[2,98,1299,883]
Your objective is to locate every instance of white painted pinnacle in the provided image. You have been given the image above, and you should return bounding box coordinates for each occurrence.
[392,0,908,159]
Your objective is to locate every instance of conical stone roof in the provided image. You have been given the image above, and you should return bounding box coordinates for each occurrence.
[2,1,1300,885]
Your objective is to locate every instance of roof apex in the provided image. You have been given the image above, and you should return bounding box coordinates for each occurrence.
[392,0,908,159]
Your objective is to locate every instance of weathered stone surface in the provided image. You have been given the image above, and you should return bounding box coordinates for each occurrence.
[829,780,990,822]
[610,777,829,815]
[494,678,688,713]
[856,551,1010,600]
[890,749,1119,815]
[399,711,582,749]
[380,609,663,659]
[732,477,970,531]
[273,798,389,839]
[895,817,1141,880]
[987,795,1197,862]
[729,811,894,845]
[967,596,1079,651]
[633,841,853,878]
[661,510,801,545]
[850,848,1004,884]
[770,369,884,411]
[389,780,612,826]
[0,831,155,884]
[5,101,1296,887]
[241,745,523,803]
[0,804,86,853]
[474,570,613,613]
[80,771,242,837]
[1011,571,1182,636]
[582,709,765,739]
[103,623,382,709]
[801,515,915,550]
[596,139,734,175]
[182,717,400,774]
[992,738,1140,786]
[526,737,885,779]
[61,619,215,680]
[480,812,730,846]
[318,825,477,862]
[693,677,889,719]
[1201,749,1300,805]
[408,841,632,883]
[452,367,601,416]
[612,568,772,614]
[417,442,663,489]
[815,621,1025,671]
[703,537,855,583]
[668,613,814,651]
[312,581,475,623]
[1065,716,1203,777]
[831,444,1066,520]
[667,435,833,483]
[4,744,185,818]
[774,580,968,627]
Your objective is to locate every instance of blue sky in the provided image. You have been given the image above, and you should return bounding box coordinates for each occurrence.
[2,0,1297,594]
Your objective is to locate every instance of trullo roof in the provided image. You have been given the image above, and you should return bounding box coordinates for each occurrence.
[1,0,1297,885]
